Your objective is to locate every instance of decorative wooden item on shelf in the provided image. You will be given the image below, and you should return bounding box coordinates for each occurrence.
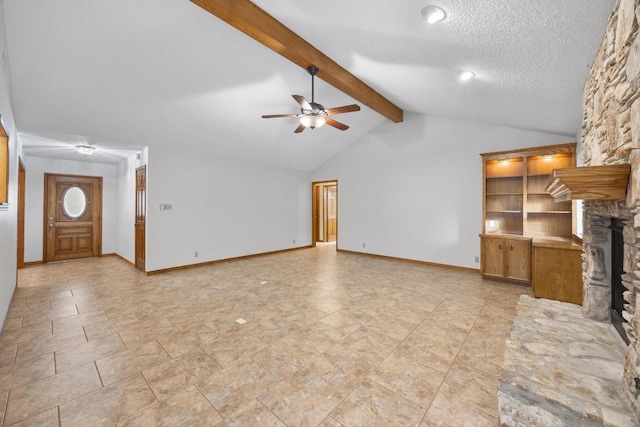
[545,164,631,202]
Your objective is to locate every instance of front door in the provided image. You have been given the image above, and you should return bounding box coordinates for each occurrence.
[44,174,102,262]
[135,166,146,272]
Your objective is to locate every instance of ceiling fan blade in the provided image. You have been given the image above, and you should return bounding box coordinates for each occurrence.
[262,114,299,119]
[325,118,349,131]
[325,104,361,115]
[294,123,306,133]
[292,95,312,110]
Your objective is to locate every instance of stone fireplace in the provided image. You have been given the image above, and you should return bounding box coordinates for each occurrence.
[582,0,640,419]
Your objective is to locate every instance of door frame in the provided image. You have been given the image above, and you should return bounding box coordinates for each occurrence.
[43,173,103,262]
[311,180,338,248]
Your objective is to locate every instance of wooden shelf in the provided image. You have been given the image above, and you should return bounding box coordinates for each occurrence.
[487,210,523,214]
[546,164,631,202]
[528,211,571,214]
[487,193,523,196]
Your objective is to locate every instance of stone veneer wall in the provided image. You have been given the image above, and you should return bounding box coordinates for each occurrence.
[582,0,640,419]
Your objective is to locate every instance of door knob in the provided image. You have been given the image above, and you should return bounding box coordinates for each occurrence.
[48,223,53,228]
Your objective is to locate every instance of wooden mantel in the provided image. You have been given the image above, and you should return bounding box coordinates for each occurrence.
[545,164,631,202]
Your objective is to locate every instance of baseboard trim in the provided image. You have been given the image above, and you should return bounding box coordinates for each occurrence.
[102,253,135,267]
[336,249,481,273]
[145,245,313,275]
[23,260,44,266]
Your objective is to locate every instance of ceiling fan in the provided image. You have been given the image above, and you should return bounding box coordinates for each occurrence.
[262,66,361,133]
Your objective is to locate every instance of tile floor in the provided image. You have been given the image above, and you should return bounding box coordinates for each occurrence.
[0,245,532,426]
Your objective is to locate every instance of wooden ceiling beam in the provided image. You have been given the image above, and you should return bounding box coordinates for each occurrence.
[190,0,404,123]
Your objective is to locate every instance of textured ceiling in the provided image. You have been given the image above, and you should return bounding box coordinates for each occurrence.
[3,0,614,170]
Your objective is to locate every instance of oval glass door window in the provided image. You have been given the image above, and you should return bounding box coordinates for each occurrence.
[63,186,87,218]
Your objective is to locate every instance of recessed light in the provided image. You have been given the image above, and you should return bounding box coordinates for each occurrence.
[76,145,95,155]
[421,6,447,24]
[458,70,475,81]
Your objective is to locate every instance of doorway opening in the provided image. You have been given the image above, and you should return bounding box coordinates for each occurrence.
[312,180,338,248]
[43,173,103,262]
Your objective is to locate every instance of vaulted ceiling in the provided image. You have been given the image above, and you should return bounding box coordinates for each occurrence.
[2,0,615,170]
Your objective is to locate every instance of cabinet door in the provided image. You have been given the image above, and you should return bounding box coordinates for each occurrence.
[481,238,505,277]
[506,239,531,281]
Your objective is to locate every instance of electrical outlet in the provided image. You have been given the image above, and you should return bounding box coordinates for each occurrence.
[362,243,366,249]
[194,251,198,258]
[159,203,172,211]
[474,256,480,263]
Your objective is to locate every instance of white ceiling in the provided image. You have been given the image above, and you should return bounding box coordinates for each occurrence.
[2,0,614,170]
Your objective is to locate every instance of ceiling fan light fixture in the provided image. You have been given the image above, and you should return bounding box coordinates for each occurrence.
[458,70,475,81]
[300,115,326,129]
[421,6,446,24]
[76,145,95,155]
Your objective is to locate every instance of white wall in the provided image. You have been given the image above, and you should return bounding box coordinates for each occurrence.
[146,147,310,271]
[312,113,571,269]
[24,157,119,262]
[0,2,21,329]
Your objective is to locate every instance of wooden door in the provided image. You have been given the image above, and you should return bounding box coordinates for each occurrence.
[17,160,25,268]
[481,237,504,278]
[506,239,531,281]
[135,166,146,272]
[44,174,102,262]
[326,185,337,242]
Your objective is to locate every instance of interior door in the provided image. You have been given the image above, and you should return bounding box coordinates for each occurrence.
[17,160,25,268]
[135,166,146,272]
[44,174,102,262]
[326,185,337,242]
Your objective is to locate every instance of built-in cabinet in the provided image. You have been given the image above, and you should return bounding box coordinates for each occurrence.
[481,235,531,282]
[480,143,581,288]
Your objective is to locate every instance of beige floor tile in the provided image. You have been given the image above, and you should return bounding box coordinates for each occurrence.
[142,349,222,401]
[55,333,125,373]
[83,314,139,341]
[397,333,460,373]
[218,399,286,427]
[59,373,157,426]
[259,372,346,427]
[0,390,7,425]
[368,352,446,408]
[52,311,108,334]
[15,328,86,362]
[365,312,418,341]
[116,386,222,427]
[5,362,101,425]
[96,340,171,386]
[201,332,269,367]
[198,358,279,418]
[453,335,506,377]
[7,246,523,425]
[420,392,498,426]
[316,416,345,427]
[0,343,17,367]
[439,365,499,417]
[331,378,425,427]
[9,407,59,427]
[0,322,53,347]
[0,352,55,394]
[21,304,79,327]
